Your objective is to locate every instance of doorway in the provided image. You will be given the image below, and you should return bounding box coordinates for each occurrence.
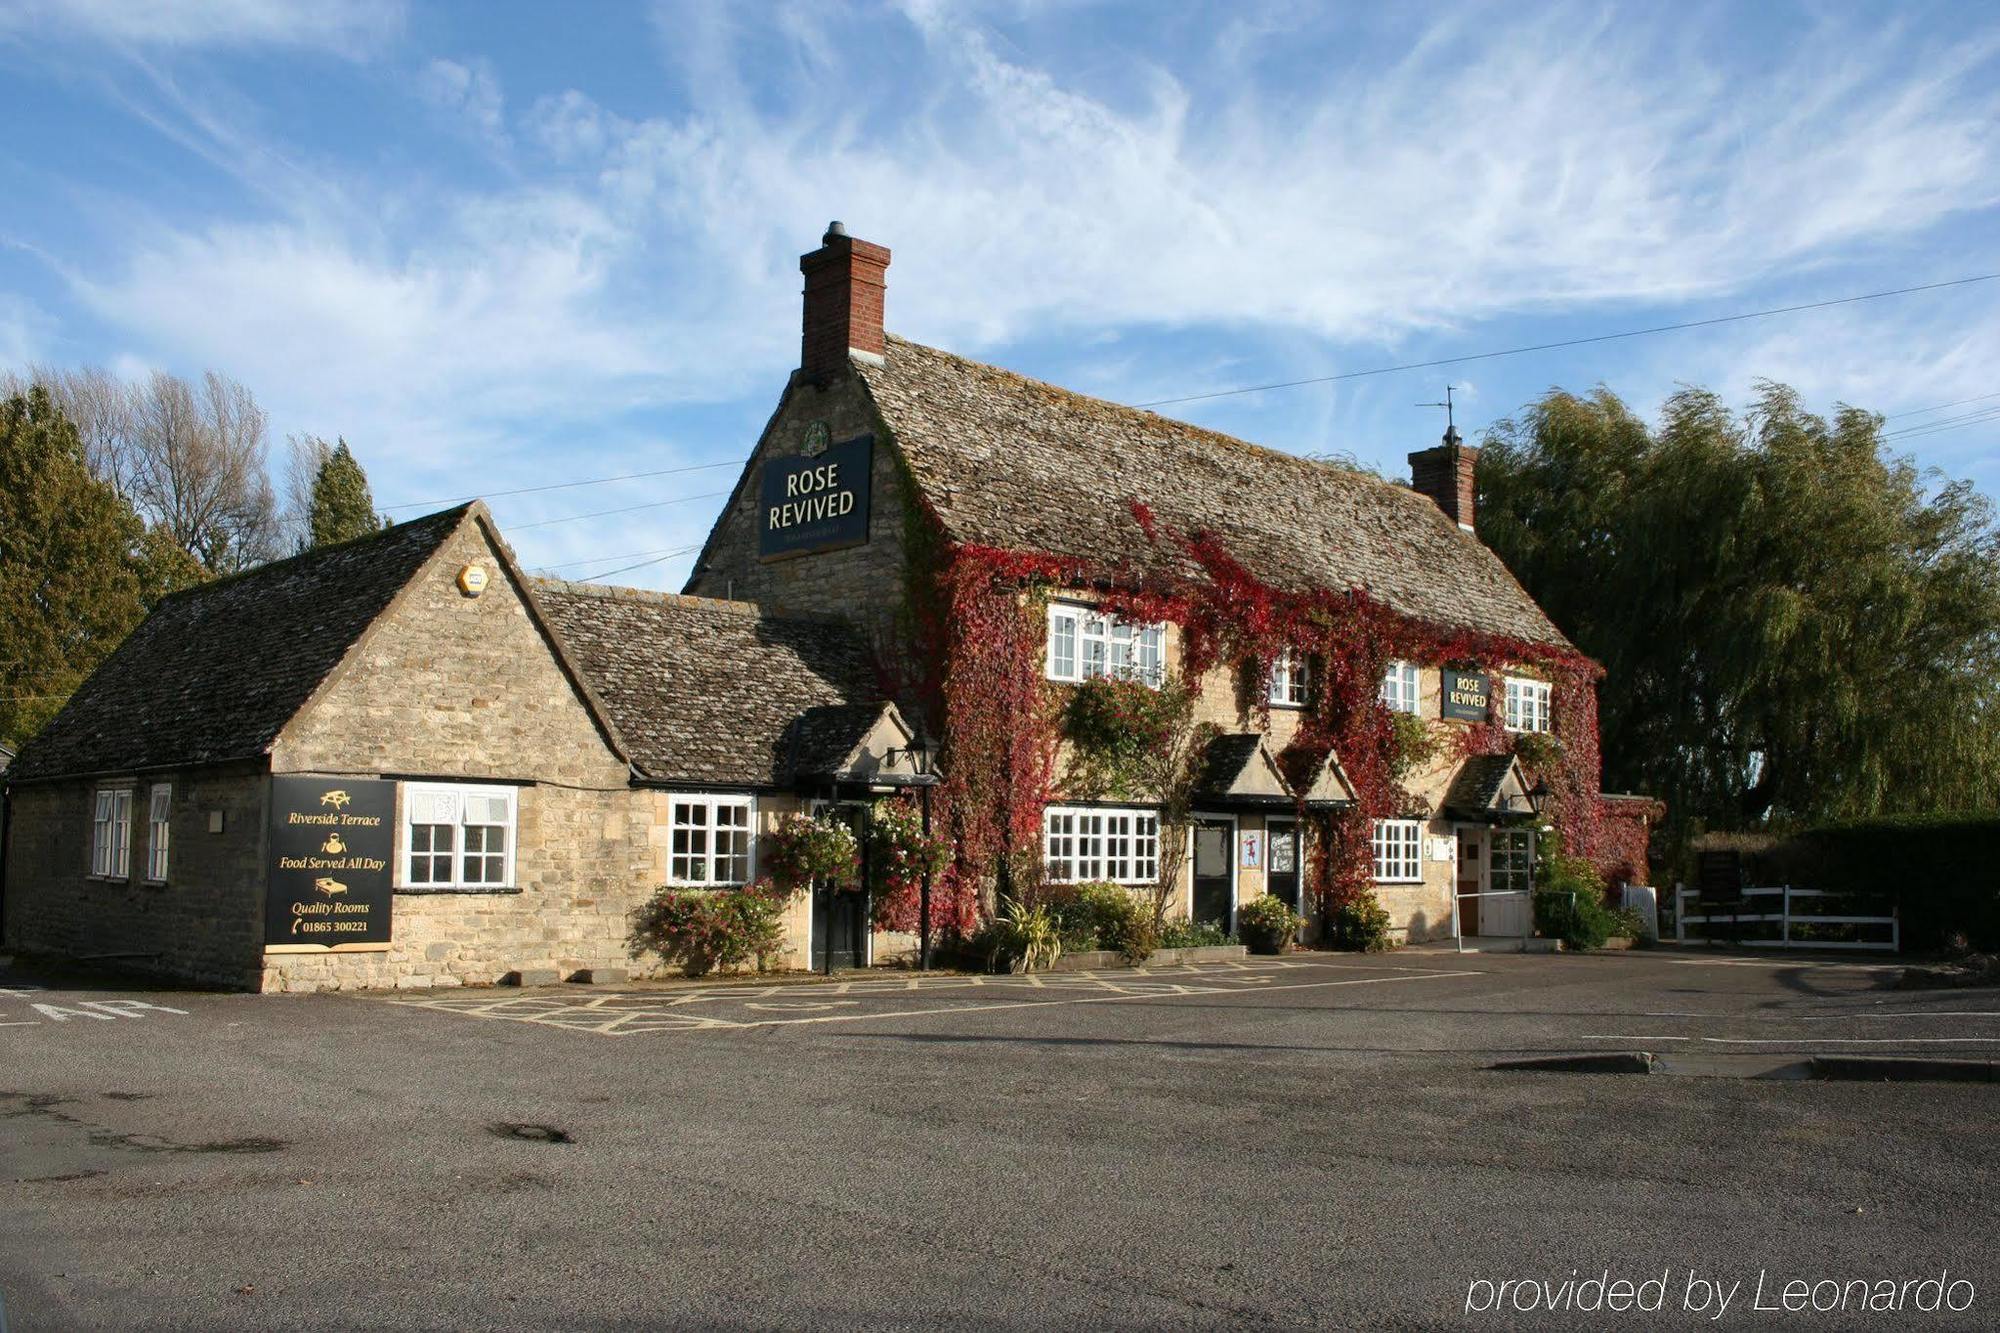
[1267,819,1302,918]
[1192,816,1235,931]
[1456,825,1534,939]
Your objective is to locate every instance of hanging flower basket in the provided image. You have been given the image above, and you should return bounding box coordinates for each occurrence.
[761,813,860,896]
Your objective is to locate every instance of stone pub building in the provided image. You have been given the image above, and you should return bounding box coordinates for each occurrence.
[0,225,1652,990]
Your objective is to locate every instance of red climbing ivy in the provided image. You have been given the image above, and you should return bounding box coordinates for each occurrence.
[897,483,1614,927]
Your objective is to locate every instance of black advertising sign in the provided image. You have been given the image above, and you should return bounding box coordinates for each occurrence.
[758,432,872,560]
[1440,670,1493,722]
[265,776,394,952]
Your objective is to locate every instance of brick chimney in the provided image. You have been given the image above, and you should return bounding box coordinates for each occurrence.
[799,221,890,377]
[1408,423,1478,532]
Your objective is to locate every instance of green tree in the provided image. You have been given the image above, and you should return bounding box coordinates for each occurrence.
[1479,382,2000,851]
[0,388,163,747]
[306,437,383,548]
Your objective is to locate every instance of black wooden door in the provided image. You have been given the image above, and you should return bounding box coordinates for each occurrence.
[813,885,866,970]
[1192,818,1233,930]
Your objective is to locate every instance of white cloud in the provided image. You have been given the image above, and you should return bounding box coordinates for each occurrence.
[34,1,2000,579]
[419,56,508,150]
[0,0,404,54]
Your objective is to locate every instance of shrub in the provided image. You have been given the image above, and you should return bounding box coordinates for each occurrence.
[1158,917,1231,949]
[1748,813,2000,952]
[1237,894,1303,954]
[1327,891,1394,952]
[1058,880,1156,961]
[971,896,1064,973]
[629,883,790,978]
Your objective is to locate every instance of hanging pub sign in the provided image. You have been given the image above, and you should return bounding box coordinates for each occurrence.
[264,776,394,953]
[1440,669,1493,722]
[758,428,873,560]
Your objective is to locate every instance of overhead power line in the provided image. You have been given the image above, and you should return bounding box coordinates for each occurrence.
[1882,406,2000,444]
[380,458,742,512]
[581,547,704,581]
[507,490,731,532]
[1884,391,2000,420]
[1133,271,2000,409]
[533,543,703,574]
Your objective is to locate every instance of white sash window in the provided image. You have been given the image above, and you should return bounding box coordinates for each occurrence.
[91,788,132,878]
[403,784,516,889]
[145,784,172,883]
[1504,678,1552,733]
[1269,650,1310,707]
[1380,661,1421,715]
[1047,605,1164,687]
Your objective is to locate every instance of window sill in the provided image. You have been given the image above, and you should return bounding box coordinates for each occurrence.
[87,874,133,885]
[395,884,523,896]
[1267,700,1309,711]
[1374,878,1424,886]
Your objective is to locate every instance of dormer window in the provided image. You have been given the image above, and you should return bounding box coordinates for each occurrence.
[1047,604,1164,686]
[1268,650,1309,708]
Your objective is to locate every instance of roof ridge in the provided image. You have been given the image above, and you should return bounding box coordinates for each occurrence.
[532,577,857,626]
[154,502,475,607]
[877,333,1422,501]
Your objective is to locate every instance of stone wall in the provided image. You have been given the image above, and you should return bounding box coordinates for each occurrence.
[683,370,916,657]
[264,515,655,992]
[2,764,270,988]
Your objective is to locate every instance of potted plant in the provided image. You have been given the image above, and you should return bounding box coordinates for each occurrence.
[1237,893,1303,955]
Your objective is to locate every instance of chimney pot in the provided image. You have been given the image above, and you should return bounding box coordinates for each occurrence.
[799,225,890,376]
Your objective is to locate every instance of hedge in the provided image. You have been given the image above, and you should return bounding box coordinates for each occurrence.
[1748,814,2000,952]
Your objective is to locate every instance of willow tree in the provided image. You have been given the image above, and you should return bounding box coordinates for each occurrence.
[1478,382,2000,848]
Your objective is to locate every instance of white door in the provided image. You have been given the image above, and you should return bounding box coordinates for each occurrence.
[1484,827,1535,937]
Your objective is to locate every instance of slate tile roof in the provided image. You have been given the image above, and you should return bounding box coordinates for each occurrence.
[784,702,896,782]
[533,581,879,787]
[853,336,1568,647]
[1443,753,1528,819]
[8,506,472,784]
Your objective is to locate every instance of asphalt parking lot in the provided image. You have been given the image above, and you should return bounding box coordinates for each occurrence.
[3,949,1996,1329]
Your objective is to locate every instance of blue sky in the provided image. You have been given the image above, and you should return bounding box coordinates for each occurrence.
[3,0,1997,588]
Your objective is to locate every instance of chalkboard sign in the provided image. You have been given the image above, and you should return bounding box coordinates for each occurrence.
[1440,670,1493,722]
[759,434,873,560]
[265,776,394,952]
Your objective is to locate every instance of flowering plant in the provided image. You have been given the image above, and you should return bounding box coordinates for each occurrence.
[865,795,949,929]
[628,881,789,978]
[760,813,860,896]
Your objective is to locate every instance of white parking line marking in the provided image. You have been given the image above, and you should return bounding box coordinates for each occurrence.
[391,962,1489,1037]
[1584,1034,2000,1046]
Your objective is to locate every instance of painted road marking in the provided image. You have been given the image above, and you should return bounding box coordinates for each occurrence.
[390,960,1488,1037]
[1,998,191,1027]
[1584,1034,2000,1046]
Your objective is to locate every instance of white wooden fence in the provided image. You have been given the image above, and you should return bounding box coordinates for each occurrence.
[1673,885,1899,952]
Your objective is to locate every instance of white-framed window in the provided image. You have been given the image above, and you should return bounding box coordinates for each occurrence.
[144,783,172,883]
[1046,604,1164,686]
[403,783,517,889]
[1504,677,1552,733]
[1491,828,1535,897]
[1269,650,1310,707]
[1043,806,1161,885]
[1380,660,1421,715]
[91,787,132,878]
[1371,819,1423,883]
[667,794,755,887]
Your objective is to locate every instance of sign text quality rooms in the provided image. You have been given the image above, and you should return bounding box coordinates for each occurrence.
[759,431,873,559]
